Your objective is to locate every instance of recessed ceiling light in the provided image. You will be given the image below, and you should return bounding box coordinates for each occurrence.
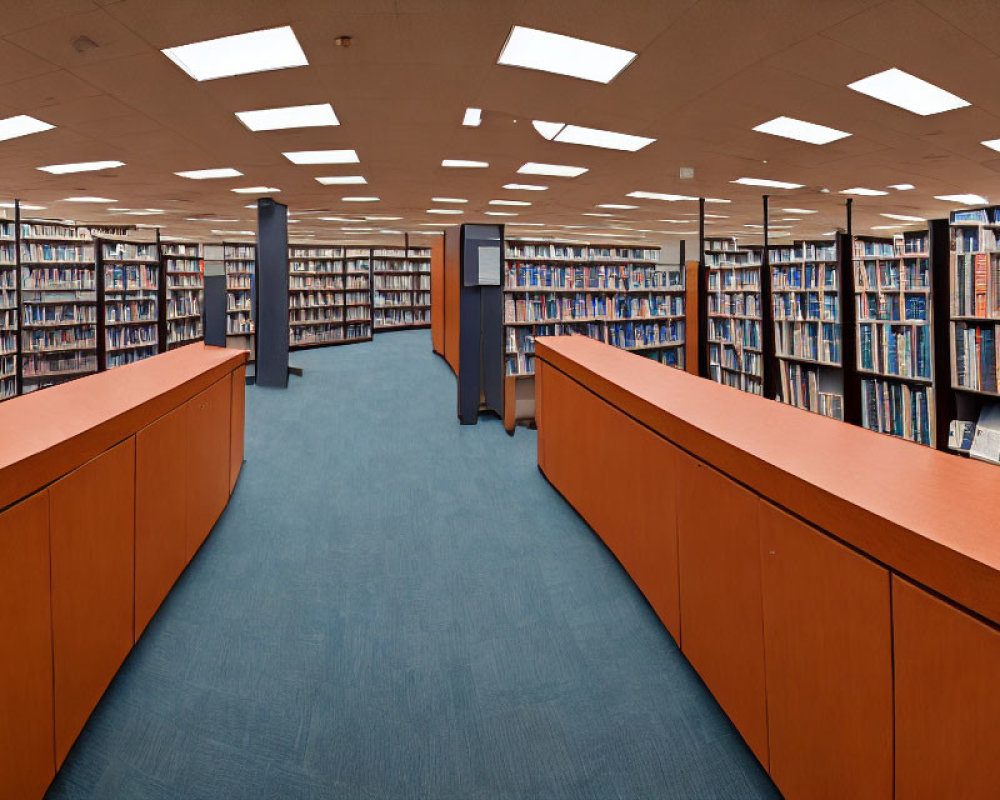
[175,167,243,179]
[705,198,731,204]
[783,208,818,214]
[0,202,45,210]
[431,197,468,203]
[316,176,366,185]
[752,116,851,145]
[318,216,354,222]
[597,203,637,209]
[211,229,255,235]
[847,68,969,115]
[704,214,729,219]
[731,177,804,189]
[485,211,517,216]
[507,222,545,227]
[503,183,547,191]
[627,190,697,201]
[441,159,489,168]
[490,199,531,206]
[840,187,889,196]
[935,193,988,205]
[881,213,924,221]
[231,186,280,193]
[871,225,906,230]
[62,196,116,203]
[888,184,915,191]
[427,209,463,214]
[38,160,124,174]
[744,224,765,229]
[517,162,587,177]
[162,25,308,81]
[462,108,482,127]
[342,196,378,202]
[530,121,655,151]
[236,102,338,131]
[284,149,359,165]
[186,217,238,222]
[365,216,403,221]
[0,115,54,143]
[583,212,614,217]
[780,217,801,221]
[497,25,636,84]
[658,219,688,223]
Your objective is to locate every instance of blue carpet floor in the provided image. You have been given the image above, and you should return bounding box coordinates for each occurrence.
[46,330,779,799]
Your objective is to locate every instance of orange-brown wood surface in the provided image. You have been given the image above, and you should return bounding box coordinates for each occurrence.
[539,362,680,639]
[893,576,1000,798]
[759,502,893,799]
[230,365,246,493]
[50,439,136,766]
[535,334,1000,628]
[135,405,189,640]
[431,237,444,356]
[443,226,460,374]
[185,376,232,562]
[0,344,245,512]
[685,260,699,376]
[0,492,54,800]
[676,453,769,767]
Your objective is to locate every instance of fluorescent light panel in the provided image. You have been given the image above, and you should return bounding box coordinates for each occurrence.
[427,209,462,214]
[462,108,482,127]
[175,167,242,179]
[753,116,850,145]
[518,162,587,177]
[342,196,378,202]
[38,160,124,174]
[881,213,924,222]
[840,187,889,196]
[490,200,530,206]
[316,176,366,185]
[783,208,818,214]
[162,26,308,81]
[847,68,969,115]
[231,186,280,193]
[62,196,116,202]
[731,177,804,189]
[432,197,468,203]
[497,25,636,84]
[598,204,637,209]
[484,211,517,216]
[284,149,359,165]
[627,190,696,201]
[0,115,54,142]
[889,183,915,190]
[535,121,654,151]
[503,183,547,191]
[935,193,988,205]
[442,159,488,168]
[236,103,338,131]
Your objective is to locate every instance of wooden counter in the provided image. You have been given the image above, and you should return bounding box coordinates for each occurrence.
[535,334,1000,799]
[0,344,246,800]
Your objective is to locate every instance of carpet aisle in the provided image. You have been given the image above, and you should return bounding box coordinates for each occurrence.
[47,330,778,800]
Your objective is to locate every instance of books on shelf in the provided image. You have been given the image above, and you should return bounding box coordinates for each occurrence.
[99,236,160,369]
[861,377,933,446]
[706,237,762,395]
[163,240,203,348]
[372,245,430,330]
[503,240,683,376]
[286,243,373,346]
[225,242,256,338]
[0,218,15,399]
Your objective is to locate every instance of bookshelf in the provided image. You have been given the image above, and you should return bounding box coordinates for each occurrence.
[288,244,372,348]
[853,231,934,447]
[98,233,160,370]
[225,242,255,351]
[19,220,97,393]
[373,245,432,331]
[769,238,844,419]
[0,217,15,400]
[502,238,682,430]
[163,240,203,349]
[704,237,763,395]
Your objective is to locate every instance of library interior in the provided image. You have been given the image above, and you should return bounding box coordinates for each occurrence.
[4,1,1000,798]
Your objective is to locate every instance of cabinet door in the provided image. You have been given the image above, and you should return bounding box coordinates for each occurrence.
[676,454,768,767]
[230,365,246,493]
[894,575,1000,797]
[760,502,892,799]
[0,492,54,800]
[50,439,135,766]
[186,376,231,561]
[135,404,189,639]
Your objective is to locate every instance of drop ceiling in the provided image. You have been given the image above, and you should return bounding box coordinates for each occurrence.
[0,0,998,249]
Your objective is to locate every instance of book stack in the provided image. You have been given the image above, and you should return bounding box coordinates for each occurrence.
[0,218,15,399]
[100,236,160,369]
[769,238,844,419]
[503,240,683,378]
[287,245,373,347]
[705,237,763,395]
[854,231,934,446]
[19,220,97,393]
[163,241,203,348]
[225,242,256,339]
[372,245,431,330]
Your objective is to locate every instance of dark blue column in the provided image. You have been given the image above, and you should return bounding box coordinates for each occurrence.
[256,198,289,388]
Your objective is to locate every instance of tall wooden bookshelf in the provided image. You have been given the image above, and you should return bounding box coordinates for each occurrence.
[373,245,431,331]
[163,240,203,349]
[97,233,160,370]
[225,242,255,351]
[343,247,373,342]
[288,244,373,348]
[0,217,16,400]
[502,238,682,430]
[853,231,934,447]
[769,238,845,419]
[704,237,763,395]
[19,220,97,394]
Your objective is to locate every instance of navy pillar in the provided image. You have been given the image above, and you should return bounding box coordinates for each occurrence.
[256,198,289,388]
[202,243,227,347]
